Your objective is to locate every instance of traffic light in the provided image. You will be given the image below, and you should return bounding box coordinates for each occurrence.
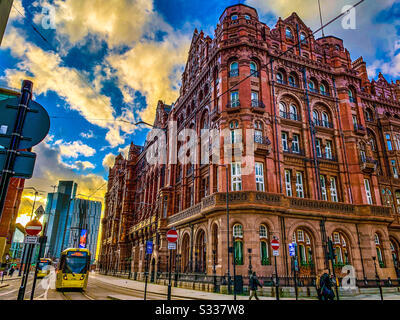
[328,239,336,260]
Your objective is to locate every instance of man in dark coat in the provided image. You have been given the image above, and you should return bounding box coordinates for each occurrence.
[249,272,262,300]
[320,272,335,301]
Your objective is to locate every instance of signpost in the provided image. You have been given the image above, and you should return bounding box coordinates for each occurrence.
[144,240,153,300]
[0,81,50,221]
[17,219,42,300]
[166,229,178,300]
[271,237,280,300]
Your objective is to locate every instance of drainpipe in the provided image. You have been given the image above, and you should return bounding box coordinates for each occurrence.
[269,59,283,194]
[332,77,353,203]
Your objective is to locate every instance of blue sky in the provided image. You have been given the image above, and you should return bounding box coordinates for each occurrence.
[0,0,399,214]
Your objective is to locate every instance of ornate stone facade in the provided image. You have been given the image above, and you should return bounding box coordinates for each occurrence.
[100,4,400,283]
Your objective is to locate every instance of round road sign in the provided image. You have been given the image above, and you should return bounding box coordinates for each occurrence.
[166,229,178,243]
[271,238,280,251]
[25,220,42,236]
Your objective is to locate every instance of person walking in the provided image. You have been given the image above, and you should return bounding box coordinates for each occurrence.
[249,272,262,300]
[8,266,15,277]
[320,271,335,301]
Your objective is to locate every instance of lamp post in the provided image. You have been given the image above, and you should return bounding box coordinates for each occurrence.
[248,248,253,276]
[212,249,217,292]
[372,257,384,301]
[217,164,232,295]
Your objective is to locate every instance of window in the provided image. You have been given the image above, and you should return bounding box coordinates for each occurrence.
[396,191,400,214]
[231,162,242,191]
[244,15,251,20]
[286,28,293,39]
[300,32,307,44]
[364,179,373,204]
[285,170,292,197]
[292,134,300,153]
[352,115,358,130]
[251,91,259,107]
[234,240,243,265]
[279,102,286,117]
[233,224,243,238]
[254,121,263,143]
[348,89,356,102]
[276,72,284,84]
[375,234,384,267]
[259,225,267,238]
[289,104,298,120]
[282,132,289,151]
[386,134,393,151]
[230,120,239,143]
[230,91,239,107]
[325,140,333,159]
[322,112,330,127]
[230,62,239,77]
[316,138,322,157]
[330,177,338,202]
[308,80,316,91]
[255,162,265,191]
[250,62,258,76]
[231,15,238,21]
[296,172,304,198]
[360,150,366,163]
[260,241,270,265]
[288,75,296,87]
[293,229,314,267]
[313,110,319,126]
[320,84,327,95]
[332,232,349,266]
[320,175,327,200]
[392,160,399,179]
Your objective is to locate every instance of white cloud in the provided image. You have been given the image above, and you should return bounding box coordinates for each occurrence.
[53,139,96,159]
[80,130,95,139]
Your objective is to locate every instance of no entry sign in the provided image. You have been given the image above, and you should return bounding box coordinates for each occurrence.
[271,238,280,251]
[166,229,178,243]
[25,220,42,236]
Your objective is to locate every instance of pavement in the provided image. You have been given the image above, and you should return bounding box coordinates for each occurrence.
[93,272,400,301]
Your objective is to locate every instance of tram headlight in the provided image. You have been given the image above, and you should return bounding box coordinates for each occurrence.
[80,274,85,280]
[63,274,67,280]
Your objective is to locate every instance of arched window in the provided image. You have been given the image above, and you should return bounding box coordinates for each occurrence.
[313,110,319,125]
[250,61,258,77]
[286,27,293,39]
[288,75,296,87]
[230,120,239,143]
[308,80,316,92]
[254,121,263,143]
[259,225,270,265]
[322,112,330,127]
[331,231,350,267]
[195,230,207,273]
[293,229,314,268]
[390,238,400,273]
[181,234,190,272]
[375,233,385,268]
[230,62,239,77]
[233,224,243,238]
[290,104,298,121]
[212,224,218,264]
[396,190,400,214]
[233,224,243,265]
[279,102,286,118]
[300,32,307,44]
[365,109,374,122]
[276,72,284,84]
[320,84,327,95]
[349,89,356,103]
[231,15,238,21]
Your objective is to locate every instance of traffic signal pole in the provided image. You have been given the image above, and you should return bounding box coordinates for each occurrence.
[17,243,34,300]
[0,80,33,220]
[30,235,46,300]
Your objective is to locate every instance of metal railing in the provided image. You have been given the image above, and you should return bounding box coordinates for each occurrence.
[254,135,272,145]
[280,111,300,121]
[251,100,265,108]
[229,69,239,78]
[314,120,334,129]
[227,100,240,108]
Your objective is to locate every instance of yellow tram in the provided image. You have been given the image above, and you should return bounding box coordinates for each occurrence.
[55,248,91,291]
[37,258,53,278]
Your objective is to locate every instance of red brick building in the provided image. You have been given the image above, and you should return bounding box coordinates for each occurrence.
[100,4,400,286]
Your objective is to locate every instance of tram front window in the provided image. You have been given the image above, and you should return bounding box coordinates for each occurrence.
[64,252,88,274]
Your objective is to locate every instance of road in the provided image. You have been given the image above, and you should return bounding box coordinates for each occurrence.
[0,273,192,300]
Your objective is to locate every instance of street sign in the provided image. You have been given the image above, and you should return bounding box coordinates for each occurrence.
[168,242,176,250]
[271,238,280,251]
[25,220,42,236]
[289,243,296,257]
[34,205,45,220]
[0,149,36,179]
[166,229,178,243]
[24,236,39,244]
[0,98,50,149]
[146,240,153,254]
[273,250,279,256]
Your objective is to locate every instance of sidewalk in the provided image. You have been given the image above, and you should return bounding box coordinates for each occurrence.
[91,273,309,300]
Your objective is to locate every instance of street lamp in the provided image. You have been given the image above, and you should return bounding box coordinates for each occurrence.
[372,257,384,300]
[216,164,232,296]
